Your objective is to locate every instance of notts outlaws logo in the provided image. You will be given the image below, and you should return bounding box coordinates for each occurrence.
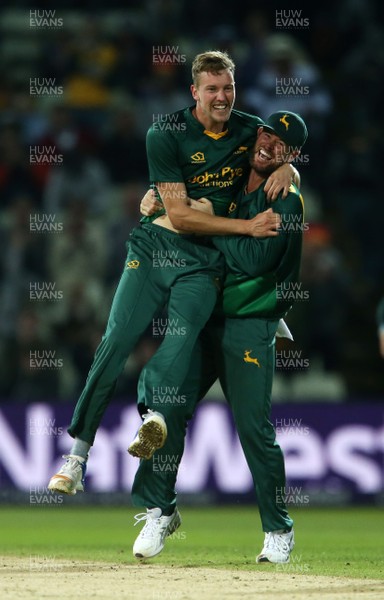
[191,152,206,163]
[280,114,290,130]
[243,350,261,367]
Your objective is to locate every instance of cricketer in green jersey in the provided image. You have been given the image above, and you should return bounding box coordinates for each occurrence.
[131,111,308,565]
[48,51,297,496]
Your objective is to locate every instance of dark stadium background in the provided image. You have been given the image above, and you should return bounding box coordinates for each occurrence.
[0,1,383,504]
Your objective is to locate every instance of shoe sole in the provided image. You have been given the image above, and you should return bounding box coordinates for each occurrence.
[134,510,182,560]
[48,475,83,495]
[128,419,167,460]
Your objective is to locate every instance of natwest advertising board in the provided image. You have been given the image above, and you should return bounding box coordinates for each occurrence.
[0,401,383,501]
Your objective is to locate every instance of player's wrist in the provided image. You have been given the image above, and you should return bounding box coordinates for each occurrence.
[230,218,250,235]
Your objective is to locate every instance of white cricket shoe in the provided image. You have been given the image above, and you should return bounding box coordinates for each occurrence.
[128,410,167,460]
[256,529,295,563]
[48,454,87,495]
[133,507,181,559]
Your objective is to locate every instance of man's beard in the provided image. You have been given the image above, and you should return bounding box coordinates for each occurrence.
[249,156,275,177]
[249,150,288,176]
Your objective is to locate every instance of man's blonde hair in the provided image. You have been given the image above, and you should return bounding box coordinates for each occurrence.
[192,50,235,86]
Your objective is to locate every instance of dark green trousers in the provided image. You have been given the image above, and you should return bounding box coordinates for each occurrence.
[132,317,293,532]
[68,223,223,444]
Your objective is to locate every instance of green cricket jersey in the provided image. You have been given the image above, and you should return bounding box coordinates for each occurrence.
[142,106,263,220]
[213,183,304,319]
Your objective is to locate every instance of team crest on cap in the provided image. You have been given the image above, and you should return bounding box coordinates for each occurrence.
[280,114,290,130]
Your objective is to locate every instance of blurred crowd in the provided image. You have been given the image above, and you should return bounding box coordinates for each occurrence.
[0,1,383,402]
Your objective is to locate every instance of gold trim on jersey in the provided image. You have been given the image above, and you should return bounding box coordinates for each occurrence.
[299,193,305,219]
[203,129,229,140]
[289,184,305,221]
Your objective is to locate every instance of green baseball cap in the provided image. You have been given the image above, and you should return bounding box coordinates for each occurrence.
[261,111,308,149]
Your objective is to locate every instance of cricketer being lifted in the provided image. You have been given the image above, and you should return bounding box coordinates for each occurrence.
[47,51,297,495]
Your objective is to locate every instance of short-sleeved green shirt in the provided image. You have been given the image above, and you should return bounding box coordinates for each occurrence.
[143,106,263,219]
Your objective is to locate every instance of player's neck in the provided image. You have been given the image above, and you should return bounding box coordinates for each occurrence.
[245,170,265,194]
[192,107,227,134]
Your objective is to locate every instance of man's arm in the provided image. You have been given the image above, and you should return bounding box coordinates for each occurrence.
[145,121,291,235]
[145,127,278,236]
[264,164,300,201]
[213,227,287,277]
[141,164,299,219]
[213,194,302,277]
[157,181,280,237]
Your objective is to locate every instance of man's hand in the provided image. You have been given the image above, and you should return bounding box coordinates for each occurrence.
[190,198,214,215]
[245,208,281,237]
[140,188,163,216]
[264,163,299,202]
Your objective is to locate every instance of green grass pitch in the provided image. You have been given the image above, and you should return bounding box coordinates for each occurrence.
[0,505,383,579]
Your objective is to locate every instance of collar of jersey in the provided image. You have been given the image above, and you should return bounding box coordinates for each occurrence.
[203,129,229,140]
[185,106,230,139]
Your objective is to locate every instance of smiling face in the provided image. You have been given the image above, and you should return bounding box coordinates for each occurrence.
[250,127,298,175]
[191,69,235,133]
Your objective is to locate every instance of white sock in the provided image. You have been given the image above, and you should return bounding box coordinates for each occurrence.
[70,438,91,460]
